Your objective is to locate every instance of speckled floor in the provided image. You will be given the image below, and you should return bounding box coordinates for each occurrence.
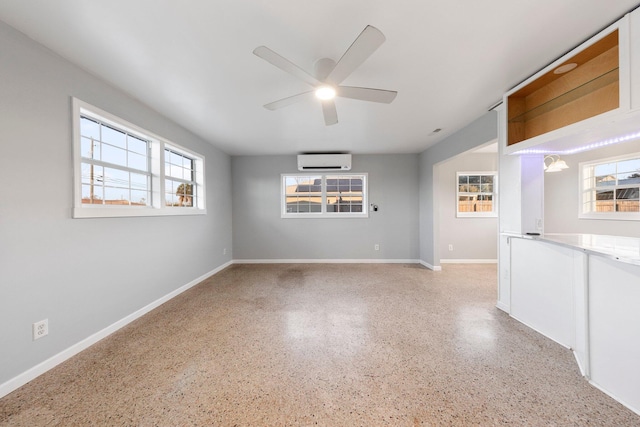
[1,263,639,426]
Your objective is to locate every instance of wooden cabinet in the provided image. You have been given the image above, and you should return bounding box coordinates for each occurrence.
[501,12,640,155]
[507,31,620,146]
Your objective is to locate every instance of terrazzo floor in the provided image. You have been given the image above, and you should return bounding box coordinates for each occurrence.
[1,263,639,426]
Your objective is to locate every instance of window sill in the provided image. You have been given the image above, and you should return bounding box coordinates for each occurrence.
[73,206,207,219]
[456,212,498,218]
[579,212,640,221]
[281,213,369,219]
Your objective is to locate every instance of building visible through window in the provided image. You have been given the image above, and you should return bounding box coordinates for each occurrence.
[580,153,640,219]
[282,174,367,218]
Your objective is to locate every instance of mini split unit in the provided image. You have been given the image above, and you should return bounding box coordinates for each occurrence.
[297,154,352,171]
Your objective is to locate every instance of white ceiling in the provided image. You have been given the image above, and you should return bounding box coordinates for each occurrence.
[1,1,639,155]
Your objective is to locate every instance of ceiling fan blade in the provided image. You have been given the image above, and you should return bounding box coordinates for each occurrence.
[263,91,315,110]
[326,25,386,85]
[321,100,338,126]
[253,46,320,87]
[337,86,397,103]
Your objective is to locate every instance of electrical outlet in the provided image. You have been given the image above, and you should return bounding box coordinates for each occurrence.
[223,248,227,255]
[374,244,380,251]
[448,244,454,251]
[33,319,48,341]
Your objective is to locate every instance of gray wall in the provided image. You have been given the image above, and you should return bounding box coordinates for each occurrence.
[437,152,498,261]
[0,21,232,386]
[232,154,419,260]
[419,112,498,267]
[544,140,640,237]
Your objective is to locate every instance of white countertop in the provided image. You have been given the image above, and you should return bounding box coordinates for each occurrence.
[504,233,640,266]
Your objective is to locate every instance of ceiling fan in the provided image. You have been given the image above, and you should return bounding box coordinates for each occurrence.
[253,25,397,126]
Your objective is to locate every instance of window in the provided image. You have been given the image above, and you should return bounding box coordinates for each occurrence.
[580,153,640,220]
[164,148,197,208]
[73,98,205,218]
[282,174,368,218]
[456,172,497,217]
[79,116,151,207]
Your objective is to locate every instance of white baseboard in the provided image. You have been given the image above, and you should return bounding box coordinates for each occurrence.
[588,378,640,416]
[496,301,510,313]
[0,261,233,399]
[440,259,498,264]
[233,258,421,264]
[418,260,442,271]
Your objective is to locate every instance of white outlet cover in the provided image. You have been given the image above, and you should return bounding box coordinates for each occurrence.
[33,319,48,340]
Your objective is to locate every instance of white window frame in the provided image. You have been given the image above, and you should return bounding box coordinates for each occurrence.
[579,152,640,221]
[456,171,498,218]
[281,173,368,219]
[72,98,206,218]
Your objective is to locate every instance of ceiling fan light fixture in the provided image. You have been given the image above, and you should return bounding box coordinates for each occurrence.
[315,85,337,100]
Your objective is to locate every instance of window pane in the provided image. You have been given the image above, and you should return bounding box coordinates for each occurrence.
[81,163,103,185]
[130,190,149,206]
[595,189,615,212]
[594,162,616,177]
[104,167,129,189]
[130,172,148,191]
[481,184,493,193]
[285,176,322,214]
[128,152,148,172]
[169,151,182,165]
[104,186,130,204]
[458,175,468,185]
[468,175,480,184]
[176,183,193,207]
[596,190,614,200]
[170,164,183,179]
[618,172,640,185]
[102,144,127,167]
[81,137,100,160]
[102,125,126,149]
[595,174,617,186]
[481,175,494,184]
[458,196,475,213]
[82,183,103,204]
[165,192,178,207]
[617,187,640,200]
[616,187,639,212]
[183,156,193,170]
[617,159,640,174]
[80,117,100,140]
[128,135,147,155]
[165,179,193,207]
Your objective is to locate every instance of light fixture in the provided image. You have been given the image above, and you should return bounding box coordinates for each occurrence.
[315,85,336,100]
[544,154,569,173]
[553,62,578,74]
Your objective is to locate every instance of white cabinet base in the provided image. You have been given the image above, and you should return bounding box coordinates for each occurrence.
[589,257,640,414]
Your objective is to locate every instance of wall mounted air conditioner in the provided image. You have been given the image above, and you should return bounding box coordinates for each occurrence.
[297,154,352,171]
